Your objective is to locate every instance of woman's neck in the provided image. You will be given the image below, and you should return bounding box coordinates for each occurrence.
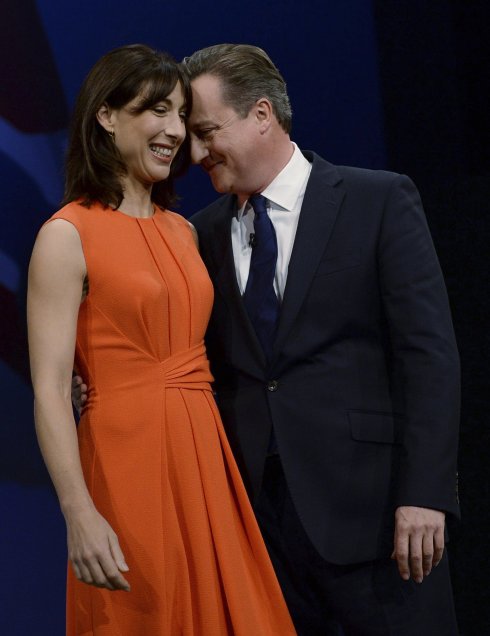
[117,179,154,218]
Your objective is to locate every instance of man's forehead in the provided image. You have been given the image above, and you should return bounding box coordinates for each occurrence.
[191,75,226,107]
[189,94,229,127]
[191,73,222,94]
[188,107,216,128]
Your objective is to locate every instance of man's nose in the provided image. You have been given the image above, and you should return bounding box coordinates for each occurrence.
[190,136,209,164]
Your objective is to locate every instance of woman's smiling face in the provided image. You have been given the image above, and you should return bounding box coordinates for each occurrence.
[101,81,187,187]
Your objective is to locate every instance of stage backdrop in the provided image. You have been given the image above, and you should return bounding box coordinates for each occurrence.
[1,1,488,634]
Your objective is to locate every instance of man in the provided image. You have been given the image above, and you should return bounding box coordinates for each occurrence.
[184,44,460,635]
[74,43,460,634]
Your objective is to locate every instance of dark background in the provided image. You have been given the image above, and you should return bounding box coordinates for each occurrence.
[1,1,488,633]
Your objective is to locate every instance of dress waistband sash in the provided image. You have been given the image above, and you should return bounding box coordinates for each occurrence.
[161,341,214,390]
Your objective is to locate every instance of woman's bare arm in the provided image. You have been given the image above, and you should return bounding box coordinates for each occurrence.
[28,219,130,592]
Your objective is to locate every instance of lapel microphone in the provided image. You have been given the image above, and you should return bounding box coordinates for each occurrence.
[249,233,257,248]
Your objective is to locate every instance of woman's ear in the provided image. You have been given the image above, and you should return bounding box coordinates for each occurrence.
[96,103,114,133]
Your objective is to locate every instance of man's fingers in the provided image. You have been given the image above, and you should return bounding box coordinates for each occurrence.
[71,374,87,412]
[394,506,446,582]
[433,526,445,567]
[393,533,410,581]
[408,532,424,583]
[422,533,434,577]
[71,375,84,392]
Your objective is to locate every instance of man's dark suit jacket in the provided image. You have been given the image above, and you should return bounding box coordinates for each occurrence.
[190,151,460,565]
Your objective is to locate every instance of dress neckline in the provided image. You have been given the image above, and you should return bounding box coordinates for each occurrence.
[111,205,164,220]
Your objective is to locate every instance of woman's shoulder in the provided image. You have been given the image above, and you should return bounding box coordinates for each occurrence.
[159,207,188,225]
[48,200,104,226]
[32,206,86,271]
[159,208,196,242]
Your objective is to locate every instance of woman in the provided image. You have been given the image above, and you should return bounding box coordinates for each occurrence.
[27,44,295,635]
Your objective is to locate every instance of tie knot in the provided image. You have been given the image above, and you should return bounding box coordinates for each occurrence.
[248,194,268,217]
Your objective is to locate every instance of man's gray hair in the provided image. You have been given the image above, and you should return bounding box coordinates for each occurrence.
[183,44,292,133]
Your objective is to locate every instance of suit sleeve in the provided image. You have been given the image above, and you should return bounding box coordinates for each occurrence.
[378,174,460,517]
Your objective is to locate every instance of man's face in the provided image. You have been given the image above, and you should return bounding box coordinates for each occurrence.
[188,74,262,197]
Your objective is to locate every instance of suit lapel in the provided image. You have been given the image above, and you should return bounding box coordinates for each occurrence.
[210,196,268,368]
[209,197,239,298]
[273,153,345,358]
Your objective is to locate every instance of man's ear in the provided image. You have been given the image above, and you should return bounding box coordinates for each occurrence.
[254,97,273,133]
[96,103,114,133]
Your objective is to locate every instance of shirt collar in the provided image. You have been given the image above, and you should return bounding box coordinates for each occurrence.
[237,143,311,219]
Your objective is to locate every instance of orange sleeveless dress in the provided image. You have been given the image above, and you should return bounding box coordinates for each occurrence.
[48,202,295,635]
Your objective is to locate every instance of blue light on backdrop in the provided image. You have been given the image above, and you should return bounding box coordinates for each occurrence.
[0,1,384,633]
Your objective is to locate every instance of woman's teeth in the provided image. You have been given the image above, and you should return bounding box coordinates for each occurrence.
[150,145,171,158]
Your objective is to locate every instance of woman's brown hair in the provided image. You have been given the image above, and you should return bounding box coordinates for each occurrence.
[63,44,191,210]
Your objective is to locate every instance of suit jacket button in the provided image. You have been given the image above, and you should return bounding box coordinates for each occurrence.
[267,380,278,392]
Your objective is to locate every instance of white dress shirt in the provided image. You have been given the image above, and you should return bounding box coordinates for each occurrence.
[231,143,312,301]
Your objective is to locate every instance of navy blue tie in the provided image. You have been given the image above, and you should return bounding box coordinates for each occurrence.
[243,194,280,362]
